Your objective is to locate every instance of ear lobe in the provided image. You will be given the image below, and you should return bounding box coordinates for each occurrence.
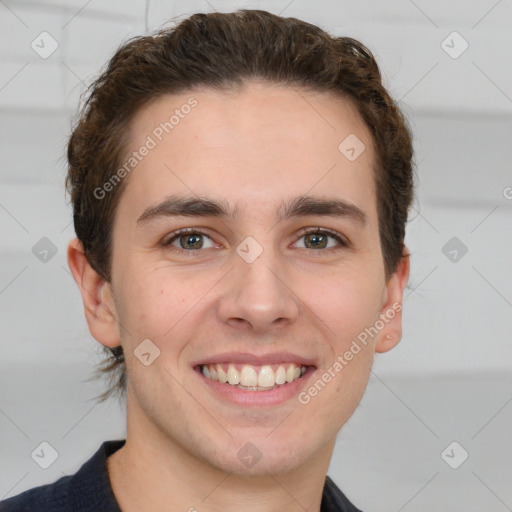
[67,238,120,348]
[375,249,410,353]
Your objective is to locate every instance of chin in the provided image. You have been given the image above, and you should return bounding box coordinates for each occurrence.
[205,431,321,477]
[214,449,310,477]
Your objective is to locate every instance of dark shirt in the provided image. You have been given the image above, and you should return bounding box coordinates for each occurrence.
[0,440,362,511]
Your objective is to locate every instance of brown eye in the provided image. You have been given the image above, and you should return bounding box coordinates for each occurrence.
[293,229,347,250]
[164,230,216,251]
[177,233,204,249]
[303,232,329,249]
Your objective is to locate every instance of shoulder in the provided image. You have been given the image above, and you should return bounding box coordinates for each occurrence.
[0,476,71,512]
[0,475,72,512]
[322,475,364,512]
[0,440,125,512]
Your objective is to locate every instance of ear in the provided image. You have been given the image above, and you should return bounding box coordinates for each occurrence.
[375,247,410,353]
[67,238,120,348]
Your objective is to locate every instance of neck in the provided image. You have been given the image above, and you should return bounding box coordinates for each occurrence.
[107,401,334,512]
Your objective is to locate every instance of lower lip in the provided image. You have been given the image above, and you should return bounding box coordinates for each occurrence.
[196,367,316,407]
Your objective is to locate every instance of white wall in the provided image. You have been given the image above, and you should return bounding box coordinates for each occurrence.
[1,1,511,510]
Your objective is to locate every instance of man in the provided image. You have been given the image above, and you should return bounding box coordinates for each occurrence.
[1,9,412,512]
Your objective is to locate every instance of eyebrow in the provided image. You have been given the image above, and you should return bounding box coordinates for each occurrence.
[136,194,367,227]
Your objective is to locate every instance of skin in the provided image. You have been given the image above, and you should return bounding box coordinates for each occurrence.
[68,81,409,512]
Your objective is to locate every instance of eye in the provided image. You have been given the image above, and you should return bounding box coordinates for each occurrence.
[163,229,217,251]
[162,227,348,254]
[293,228,348,250]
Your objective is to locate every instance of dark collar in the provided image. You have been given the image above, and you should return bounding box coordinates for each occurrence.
[1,439,362,512]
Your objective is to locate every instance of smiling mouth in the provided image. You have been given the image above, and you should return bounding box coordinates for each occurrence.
[198,363,309,391]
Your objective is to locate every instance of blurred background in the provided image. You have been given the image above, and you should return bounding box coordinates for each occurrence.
[0,1,511,510]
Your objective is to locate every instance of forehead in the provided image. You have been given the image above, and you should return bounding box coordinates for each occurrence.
[117,82,377,223]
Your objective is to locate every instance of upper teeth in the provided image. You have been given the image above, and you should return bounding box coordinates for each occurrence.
[201,363,307,389]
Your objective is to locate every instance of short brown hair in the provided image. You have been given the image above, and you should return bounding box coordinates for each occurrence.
[66,9,414,403]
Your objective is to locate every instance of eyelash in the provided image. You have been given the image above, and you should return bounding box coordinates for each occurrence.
[162,227,349,254]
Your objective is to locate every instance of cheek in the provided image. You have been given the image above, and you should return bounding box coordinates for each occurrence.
[299,270,383,343]
[115,271,192,343]
[304,274,381,416]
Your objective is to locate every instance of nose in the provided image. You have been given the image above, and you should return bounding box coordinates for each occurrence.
[217,249,300,334]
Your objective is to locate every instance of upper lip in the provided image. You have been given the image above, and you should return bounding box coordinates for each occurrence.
[193,352,317,367]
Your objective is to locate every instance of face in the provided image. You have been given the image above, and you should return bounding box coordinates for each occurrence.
[76,82,408,476]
